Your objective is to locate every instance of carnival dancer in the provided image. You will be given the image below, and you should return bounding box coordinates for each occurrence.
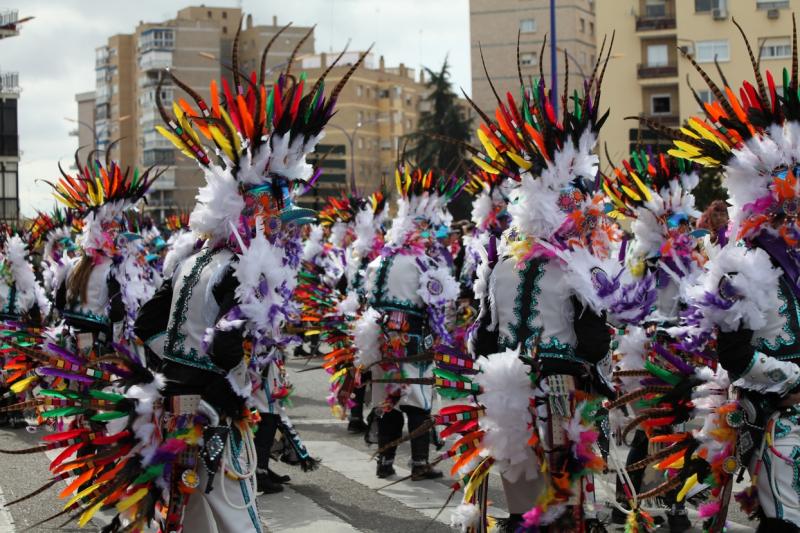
[134,22,363,531]
[435,38,646,531]
[27,207,77,311]
[620,16,800,533]
[0,226,51,427]
[354,165,464,481]
[602,151,706,532]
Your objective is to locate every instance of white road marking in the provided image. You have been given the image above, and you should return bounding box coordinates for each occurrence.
[305,440,504,525]
[0,481,16,533]
[261,485,360,532]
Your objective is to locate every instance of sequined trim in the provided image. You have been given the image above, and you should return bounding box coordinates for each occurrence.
[63,309,110,325]
[163,248,224,373]
[370,255,424,315]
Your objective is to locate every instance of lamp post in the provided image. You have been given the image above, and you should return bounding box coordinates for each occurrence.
[327,117,384,194]
[64,116,96,150]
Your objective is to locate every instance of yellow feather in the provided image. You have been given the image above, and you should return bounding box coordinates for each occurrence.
[395,168,403,195]
[173,103,201,147]
[673,141,701,157]
[209,125,234,161]
[689,118,731,151]
[329,368,348,382]
[156,126,188,152]
[10,376,36,394]
[78,499,105,527]
[621,185,641,202]
[65,483,102,509]
[628,171,653,202]
[679,127,700,139]
[95,177,104,205]
[218,107,242,155]
[676,473,698,502]
[116,487,149,513]
[505,151,533,171]
[477,129,498,160]
[463,457,493,502]
[472,156,500,175]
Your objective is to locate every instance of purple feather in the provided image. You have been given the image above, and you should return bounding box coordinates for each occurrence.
[45,342,85,366]
[36,367,94,384]
[651,341,694,376]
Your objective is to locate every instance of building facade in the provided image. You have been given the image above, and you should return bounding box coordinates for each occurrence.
[297,52,430,208]
[80,6,314,219]
[469,0,597,115]
[0,9,22,222]
[596,0,797,163]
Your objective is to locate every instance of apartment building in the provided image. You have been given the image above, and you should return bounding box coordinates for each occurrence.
[0,9,23,221]
[81,6,314,218]
[469,0,597,115]
[298,52,429,208]
[596,0,798,163]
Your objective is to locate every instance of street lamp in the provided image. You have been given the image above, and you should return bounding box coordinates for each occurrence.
[64,116,96,150]
[327,117,386,194]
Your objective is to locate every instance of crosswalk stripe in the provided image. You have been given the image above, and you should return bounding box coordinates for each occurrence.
[0,482,15,533]
[260,485,360,532]
[304,440,505,525]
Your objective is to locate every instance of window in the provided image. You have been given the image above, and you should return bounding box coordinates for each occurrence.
[357,138,364,149]
[757,0,790,9]
[589,21,595,36]
[222,11,227,19]
[222,27,227,34]
[651,94,672,115]
[647,44,669,67]
[579,18,585,33]
[645,0,667,17]
[139,29,175,51]
[207,10,212,18]
[357,111,364,122]
[694,0,721,11]
[697,89,714,105]
[519,19,536,33]
[695,40,729,63]
[356,85,363,97]
[761,38,792,60]
[520,52,537,66]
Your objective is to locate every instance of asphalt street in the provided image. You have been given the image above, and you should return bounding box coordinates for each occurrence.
[0,355,757,532]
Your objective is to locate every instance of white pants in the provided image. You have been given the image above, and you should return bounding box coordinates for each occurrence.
[182,427,263,533]
[755,410,800,526]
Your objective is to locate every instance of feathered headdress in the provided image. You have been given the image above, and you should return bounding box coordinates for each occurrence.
[604,151,703,264]
[388,166,466,246]
[465,33,614,242]
[46,156,157,256]
[164,212,190,233]
[646,16,800,243]
[27,207,73,251]
[318,195,356,227]
[156,21,369,243]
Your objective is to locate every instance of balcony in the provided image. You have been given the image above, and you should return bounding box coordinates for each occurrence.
[139,50,172,72]
[149,169,175,190]
[637,63,678,79]
[642,114,680,126]
[0,10,20,39]
[756,1,789,9]
[636,15,676,31]
[0,72,19,95]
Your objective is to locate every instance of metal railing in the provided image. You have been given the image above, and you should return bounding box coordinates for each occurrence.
[636,15,676,31]
[756,1,789,9]
[0,72,19,94]
[637,63,678,78]
[0,10,18,28]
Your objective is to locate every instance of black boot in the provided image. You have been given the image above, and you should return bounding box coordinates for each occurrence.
[411,461,443,481]
[376,456,396,479]
[666,506,691,533]
[256,470,284,494]
[268,468,290,484]
[347,418,368,433]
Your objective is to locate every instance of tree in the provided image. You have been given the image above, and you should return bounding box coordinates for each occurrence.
[406,57,473,171]
[406,57,474,220]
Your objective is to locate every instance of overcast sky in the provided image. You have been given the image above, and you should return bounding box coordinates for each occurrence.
[1,0,471,216]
